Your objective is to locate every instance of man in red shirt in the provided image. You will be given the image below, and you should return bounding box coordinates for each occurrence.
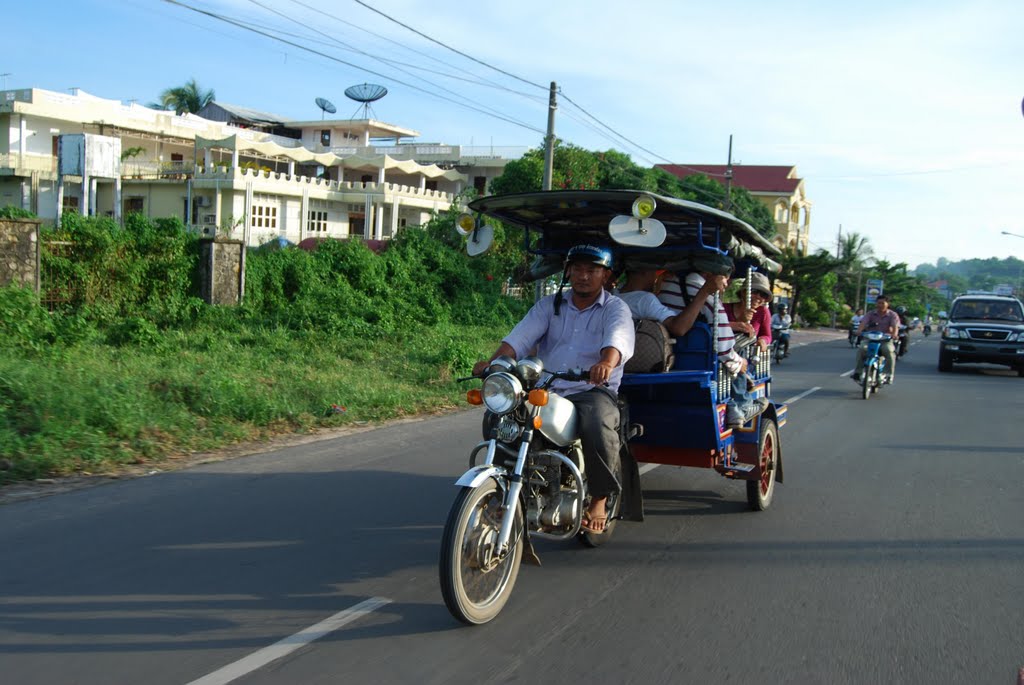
[853,294,901,383]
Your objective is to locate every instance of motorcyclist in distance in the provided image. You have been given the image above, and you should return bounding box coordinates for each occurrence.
[894,305,910,357]
[770,304,793,357]
[852,295,900,383]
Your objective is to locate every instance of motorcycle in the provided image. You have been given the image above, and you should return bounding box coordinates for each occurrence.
[857,331,891,399]
[923,323,932,336]
[897,324,909,358]
[847,322,860,347]
[439,355,642,625]
[772,325,791,363]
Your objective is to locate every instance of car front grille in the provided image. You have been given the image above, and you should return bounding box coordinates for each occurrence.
[966,328,1010,341]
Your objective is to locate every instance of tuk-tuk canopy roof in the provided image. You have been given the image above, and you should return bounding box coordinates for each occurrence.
[467,190,783,277]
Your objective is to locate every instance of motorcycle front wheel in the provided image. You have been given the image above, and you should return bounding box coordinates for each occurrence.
[439,481,523,625]
[861,368,871,400]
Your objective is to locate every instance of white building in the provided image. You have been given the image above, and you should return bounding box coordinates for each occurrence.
[0,87,520,246]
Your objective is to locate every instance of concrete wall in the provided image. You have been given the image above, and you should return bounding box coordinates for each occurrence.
[0,218,41,292]
[198,238,244,305]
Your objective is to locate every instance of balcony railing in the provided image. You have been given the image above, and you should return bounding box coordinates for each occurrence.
[0,153,57,173]
[121,160,193,179]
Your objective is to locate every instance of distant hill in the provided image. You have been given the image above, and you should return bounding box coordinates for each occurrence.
[914,256,1024,295]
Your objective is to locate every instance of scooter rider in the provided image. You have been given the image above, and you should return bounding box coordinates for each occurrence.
[852,294,900,383]
[771,304,793,357]
[894,305,910,357]
[472,244,634,535]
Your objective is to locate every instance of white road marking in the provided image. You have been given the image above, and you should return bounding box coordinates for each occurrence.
[840,369,855,377]
[638,463,660,475]
[782,386,821,404]
[185,597,391,685]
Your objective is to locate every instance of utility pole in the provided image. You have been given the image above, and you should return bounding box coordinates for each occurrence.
[724,134,734,211]
[836,224,842,259]
[542,82,557,191]
[538,81,557,302]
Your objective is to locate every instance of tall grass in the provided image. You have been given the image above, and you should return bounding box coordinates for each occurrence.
[0,208,529,484]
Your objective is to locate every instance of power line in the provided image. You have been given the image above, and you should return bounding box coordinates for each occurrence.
[162,0,545,134]
[244,0,541,130]
[350,0,548,92]
[286,0,543,101]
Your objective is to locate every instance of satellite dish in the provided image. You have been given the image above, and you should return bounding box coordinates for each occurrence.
[466,225,494,256]
[315,97,337,119]
[344,83,388,119]
[608,215,666,247]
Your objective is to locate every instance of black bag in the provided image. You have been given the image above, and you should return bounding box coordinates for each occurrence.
[624,319,675,373]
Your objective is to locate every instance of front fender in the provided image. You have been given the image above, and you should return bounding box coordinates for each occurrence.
[454,464,508,489]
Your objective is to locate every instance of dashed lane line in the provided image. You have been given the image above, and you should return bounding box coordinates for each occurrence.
[185,597,391,685]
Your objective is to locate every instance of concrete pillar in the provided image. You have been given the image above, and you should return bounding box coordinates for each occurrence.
[287,160,295,176]
[377,167,385,184]
[55,176,64,229]
[419,175,426,191]
[89,177,98,217]
[82,173,91,217]
[300,188,309,243]
[114,177,122,223]
[374,202,384,240]
[390,197,399,238]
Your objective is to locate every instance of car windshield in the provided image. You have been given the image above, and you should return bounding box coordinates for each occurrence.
[951,301,1024,322]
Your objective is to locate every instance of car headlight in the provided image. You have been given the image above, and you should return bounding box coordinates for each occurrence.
[482,372,523,415]
[944,327,962,339]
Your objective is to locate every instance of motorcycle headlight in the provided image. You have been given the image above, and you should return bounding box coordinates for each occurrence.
[482,372,523,415]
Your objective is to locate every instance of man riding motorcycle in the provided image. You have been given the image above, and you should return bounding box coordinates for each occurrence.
[472,244,634,535]
[853,295,900,383]
[770,304,793,358]
[894,305,910,358]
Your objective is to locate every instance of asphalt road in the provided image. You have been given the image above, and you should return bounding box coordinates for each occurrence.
[2,333,1022,685]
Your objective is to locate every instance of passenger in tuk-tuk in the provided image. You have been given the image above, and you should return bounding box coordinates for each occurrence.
[725,271,774,354]
[472,244,634,535]
[657,254,768,426]
[617,266,722,338]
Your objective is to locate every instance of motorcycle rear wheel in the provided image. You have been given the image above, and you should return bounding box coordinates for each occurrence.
[439,481,523,625]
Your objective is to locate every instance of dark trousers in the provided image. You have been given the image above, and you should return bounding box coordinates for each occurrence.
[565,388,621,499]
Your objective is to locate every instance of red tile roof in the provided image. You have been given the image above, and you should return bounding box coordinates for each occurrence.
[656,164,802,193]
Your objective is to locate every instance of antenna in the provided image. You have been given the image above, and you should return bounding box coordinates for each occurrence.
[315,97,337,120]
[344,83,388,120]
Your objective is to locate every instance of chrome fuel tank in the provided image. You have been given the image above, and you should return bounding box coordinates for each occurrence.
[535,392,578,446]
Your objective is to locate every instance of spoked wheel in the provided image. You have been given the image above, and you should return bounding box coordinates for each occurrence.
[746,417,779,511]
[439,481,523,625]
[861,368,871,400]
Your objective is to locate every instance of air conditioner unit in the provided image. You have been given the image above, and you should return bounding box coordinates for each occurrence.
[199,225,216,238]
[197,196,212,207]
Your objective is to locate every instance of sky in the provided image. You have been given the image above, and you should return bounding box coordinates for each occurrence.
[8,0,1024,269]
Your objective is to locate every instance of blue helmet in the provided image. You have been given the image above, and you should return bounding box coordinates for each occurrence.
[566,244,613,269]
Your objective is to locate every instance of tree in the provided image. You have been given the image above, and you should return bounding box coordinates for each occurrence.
[779,247,840,325]
[152,78,215,115]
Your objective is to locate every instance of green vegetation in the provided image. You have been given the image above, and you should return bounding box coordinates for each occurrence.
[0,209,529,484]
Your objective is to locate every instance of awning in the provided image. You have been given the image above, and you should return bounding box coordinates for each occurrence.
[195,135,465,181]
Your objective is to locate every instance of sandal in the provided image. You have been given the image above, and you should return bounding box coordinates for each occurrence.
[581,513,608,534]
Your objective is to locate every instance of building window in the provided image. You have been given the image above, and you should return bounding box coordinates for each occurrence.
[62,196,79,213]
[473,176,487,194]
[425,180,438,191]
[321,129,331,147]
[126,197,144,213]
[251,204,278,230]
[307,210,328,233]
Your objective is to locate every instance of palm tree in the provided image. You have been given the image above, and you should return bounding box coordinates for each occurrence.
[153,78,215,115]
